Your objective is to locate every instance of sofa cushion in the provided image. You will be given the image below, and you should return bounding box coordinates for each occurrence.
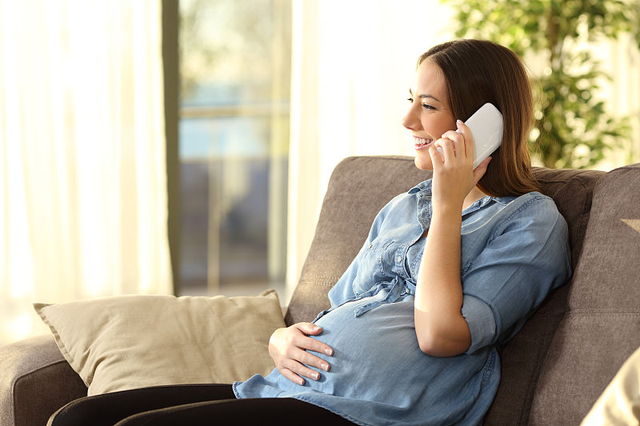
[529,163,640,425]
[35,290,285,396]
[532,167,606,268]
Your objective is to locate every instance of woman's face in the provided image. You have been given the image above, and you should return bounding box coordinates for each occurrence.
[402,60,457,170]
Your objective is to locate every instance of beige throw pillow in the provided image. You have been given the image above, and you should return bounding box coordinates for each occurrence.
[34,289,285,396]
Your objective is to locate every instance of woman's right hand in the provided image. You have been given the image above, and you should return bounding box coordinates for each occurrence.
[268,322,333,385]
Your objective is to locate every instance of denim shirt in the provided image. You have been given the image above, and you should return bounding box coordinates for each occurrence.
[234,179,572,426]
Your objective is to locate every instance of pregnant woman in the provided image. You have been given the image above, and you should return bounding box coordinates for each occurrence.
[50,39,571,426]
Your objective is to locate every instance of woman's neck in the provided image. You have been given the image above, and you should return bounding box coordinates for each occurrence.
[462,187,487,211]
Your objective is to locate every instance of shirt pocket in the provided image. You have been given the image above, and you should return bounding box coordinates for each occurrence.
[352,239,393,295]
[379,241,410,278]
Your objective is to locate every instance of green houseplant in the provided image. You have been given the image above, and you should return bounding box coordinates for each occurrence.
[441,0,639,168]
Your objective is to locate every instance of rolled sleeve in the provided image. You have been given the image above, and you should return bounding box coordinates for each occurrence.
[462,294,496,354]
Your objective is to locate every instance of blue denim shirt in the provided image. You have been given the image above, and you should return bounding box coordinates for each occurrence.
[234,179,571,426]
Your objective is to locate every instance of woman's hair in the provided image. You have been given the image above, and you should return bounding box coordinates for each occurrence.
[418,39,539,196]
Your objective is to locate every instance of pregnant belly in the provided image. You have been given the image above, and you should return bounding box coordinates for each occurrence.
[305,295,443,403]
[313,296,420,363]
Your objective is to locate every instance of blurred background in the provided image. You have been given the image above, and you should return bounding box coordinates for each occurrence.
[178,0,291,298]
[1,0,638,345]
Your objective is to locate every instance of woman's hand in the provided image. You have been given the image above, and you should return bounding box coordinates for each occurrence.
[428,120,491,211]
[268,322,333,385]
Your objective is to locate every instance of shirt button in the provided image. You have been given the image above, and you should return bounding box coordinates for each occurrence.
[396,256,402,263]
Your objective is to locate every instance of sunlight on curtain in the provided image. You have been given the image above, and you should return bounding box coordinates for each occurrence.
[286,0,455,299]
[0,0,171,345]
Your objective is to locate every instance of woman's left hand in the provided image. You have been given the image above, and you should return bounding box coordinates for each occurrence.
[428,120,491,210]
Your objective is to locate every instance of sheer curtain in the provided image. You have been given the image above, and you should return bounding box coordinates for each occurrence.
[285,0,454,299]
[0,0,171,345]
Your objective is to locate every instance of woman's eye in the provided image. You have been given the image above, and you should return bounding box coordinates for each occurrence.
[407,97,435,110]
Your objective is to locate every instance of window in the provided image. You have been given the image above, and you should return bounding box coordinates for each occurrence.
[177,0,291,296]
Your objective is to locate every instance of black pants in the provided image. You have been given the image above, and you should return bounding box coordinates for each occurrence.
[50,384,356,425]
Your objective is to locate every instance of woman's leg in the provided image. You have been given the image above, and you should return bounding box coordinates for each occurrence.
[49,384,236,426]
[115,397,357,426]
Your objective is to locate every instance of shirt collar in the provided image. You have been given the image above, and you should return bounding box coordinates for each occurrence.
[408,178,515,206]
[408,179,432,194]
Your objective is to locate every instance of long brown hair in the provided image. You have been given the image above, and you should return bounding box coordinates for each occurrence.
[418,39,539,196]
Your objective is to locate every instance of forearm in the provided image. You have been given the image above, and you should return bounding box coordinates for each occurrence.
[414,206,471,356]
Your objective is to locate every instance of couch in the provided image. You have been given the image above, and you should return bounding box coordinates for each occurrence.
[2,155,640,426]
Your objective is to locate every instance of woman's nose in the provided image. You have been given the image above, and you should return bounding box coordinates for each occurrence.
[402,107,420,130]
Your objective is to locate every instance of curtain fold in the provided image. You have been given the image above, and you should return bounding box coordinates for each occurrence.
[0,0,171,345]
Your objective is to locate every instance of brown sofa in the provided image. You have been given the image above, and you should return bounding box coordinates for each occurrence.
[2,155,640,426]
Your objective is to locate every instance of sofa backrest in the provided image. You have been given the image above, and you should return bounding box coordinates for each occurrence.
[528,163,640,425]
[286,155,615,424]
[484,166,605,424]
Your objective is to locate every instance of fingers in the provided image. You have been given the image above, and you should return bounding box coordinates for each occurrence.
[292,323,333,356]
[294,322,323,336]
[269,323,333,386]
[280,368,308,386]
[430,136,460,169]
[282,347,331,384]
[279,352,331,386]
[431,136,455,160]
[285,336,332,370]
[438,125,473,163]
[454,119,474,158]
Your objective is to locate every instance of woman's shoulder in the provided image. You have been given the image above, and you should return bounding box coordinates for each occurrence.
[497,190,566,228]
[497,190,558,212]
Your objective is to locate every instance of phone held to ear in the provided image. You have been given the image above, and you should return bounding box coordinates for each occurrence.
[463,103,503,169]
[437,103,504,169]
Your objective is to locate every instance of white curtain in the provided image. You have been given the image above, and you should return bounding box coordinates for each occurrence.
[285,0,640,301]
[285,0,455,300]
[0,0,171,345]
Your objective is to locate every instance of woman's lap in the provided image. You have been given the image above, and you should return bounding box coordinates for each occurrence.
[50,383,355,426]
[50,384,235,426]
[115,397,356,426]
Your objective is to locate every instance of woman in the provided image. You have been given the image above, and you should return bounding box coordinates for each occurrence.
[51,39,571,426]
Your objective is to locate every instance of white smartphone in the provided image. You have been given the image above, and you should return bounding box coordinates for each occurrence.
[462,103,504,169]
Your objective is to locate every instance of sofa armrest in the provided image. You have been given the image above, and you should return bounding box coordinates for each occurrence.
[0,335,87,426]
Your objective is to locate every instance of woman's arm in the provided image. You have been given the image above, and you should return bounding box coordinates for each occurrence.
[414,121,490,357]
[414,205,470,356]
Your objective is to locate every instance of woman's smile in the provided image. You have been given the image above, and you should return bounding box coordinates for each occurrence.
[414,136,434,150]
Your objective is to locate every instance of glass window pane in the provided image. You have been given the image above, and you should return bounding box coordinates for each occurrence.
[179,0,291,297]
